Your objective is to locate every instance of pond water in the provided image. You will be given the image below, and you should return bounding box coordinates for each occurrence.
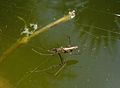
[0,0,120,88]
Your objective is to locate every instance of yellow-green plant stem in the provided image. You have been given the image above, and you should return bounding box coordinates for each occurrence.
[0,14,73,63]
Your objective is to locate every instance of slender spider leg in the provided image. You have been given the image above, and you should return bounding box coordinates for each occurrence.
[32,48,54,56]
[54,62,66,76]
[58,53,64,64]
[17,16,27,27]
[63,34,71,45]
[68,36,71,46]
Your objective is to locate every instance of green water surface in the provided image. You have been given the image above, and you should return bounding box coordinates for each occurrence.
[0,0,120,88]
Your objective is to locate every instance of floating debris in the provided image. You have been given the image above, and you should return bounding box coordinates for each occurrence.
[30,23,38,31]
[21,23,38,36]
[20,27,32,36]
[115,13,120,17]
[69,10,76,19]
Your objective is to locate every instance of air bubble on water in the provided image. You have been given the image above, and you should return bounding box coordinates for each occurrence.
[105,73,111,81]
[77,50,80,53]
[53,17,56,20]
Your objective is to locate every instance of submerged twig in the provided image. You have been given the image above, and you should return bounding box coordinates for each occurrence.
[0,10,76,63]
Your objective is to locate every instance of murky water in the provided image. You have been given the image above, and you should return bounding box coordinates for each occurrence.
[0,0,120,88]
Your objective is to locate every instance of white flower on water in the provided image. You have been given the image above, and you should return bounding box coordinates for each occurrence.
[69,10,76,19]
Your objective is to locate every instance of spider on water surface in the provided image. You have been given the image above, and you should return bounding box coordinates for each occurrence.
[32,36,80,76]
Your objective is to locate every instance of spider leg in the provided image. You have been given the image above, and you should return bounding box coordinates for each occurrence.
[58,53,64,64]
[66,35,71,46]
[32,48,54,56]
[54,62,66,76]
